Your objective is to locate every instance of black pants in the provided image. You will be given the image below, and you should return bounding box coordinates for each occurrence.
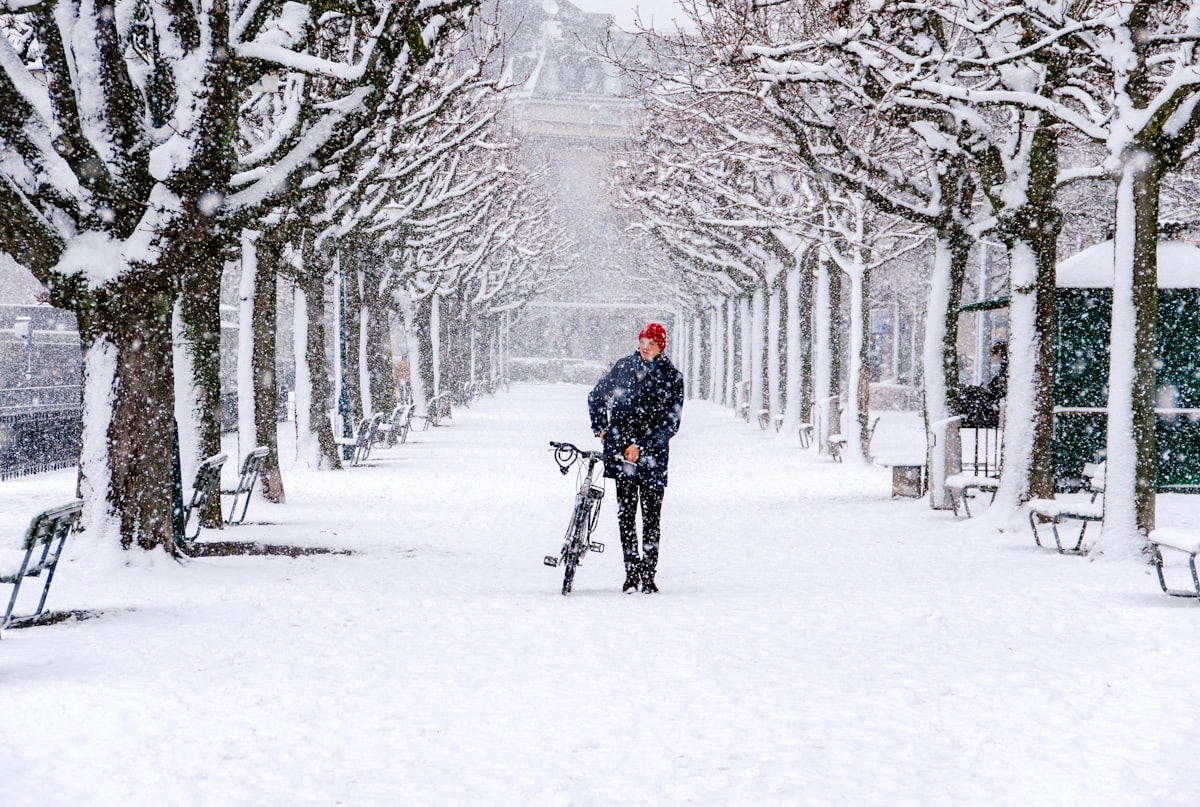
[615,478,664,577]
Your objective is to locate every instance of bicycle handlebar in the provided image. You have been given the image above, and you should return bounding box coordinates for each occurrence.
[549,441,604,474]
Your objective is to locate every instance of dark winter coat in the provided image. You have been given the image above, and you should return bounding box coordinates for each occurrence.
[588,352,684,489]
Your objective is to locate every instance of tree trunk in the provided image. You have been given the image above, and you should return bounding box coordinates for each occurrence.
[829,263,844,438]
[1104,152,1159,538]
[767,276,782,421]
[341,261,364,422]
[99,278,179,551]
[780,257,806,436]
[855,263,872,460]
[178,253,224,462]
[725,296,737,408]
[178,245,225,527]
[430,293,442,397]
[301,269,342,469]
[739,295,752,412]
[254,239,285,503]
[749,285,766,421]
[924,231,969,509]
[988,123,1063,511]
[406,290,435,411]
[365,289,396,416]
[814,249,834,451]
[442,293,473,402]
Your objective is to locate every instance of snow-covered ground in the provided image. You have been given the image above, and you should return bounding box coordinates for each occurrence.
[3,384,1200,806]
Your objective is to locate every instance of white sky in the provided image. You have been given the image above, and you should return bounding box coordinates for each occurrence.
[570,0,691,30]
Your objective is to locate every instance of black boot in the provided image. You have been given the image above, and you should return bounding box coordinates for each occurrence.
[622,567,641,593]
[641,567,658,594]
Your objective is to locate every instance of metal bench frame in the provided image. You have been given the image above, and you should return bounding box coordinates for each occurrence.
[1028,461,1106,555]
[183,453,228,543]
[943,424,1003,517]
[378,402,414,447]
[3,499,83,629]
[333,414,383,465]
[1151,538,1200,598]
[226,446,269,525]
[416,394,453,430]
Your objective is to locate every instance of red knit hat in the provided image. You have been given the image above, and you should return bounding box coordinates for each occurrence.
[639,322,667,352]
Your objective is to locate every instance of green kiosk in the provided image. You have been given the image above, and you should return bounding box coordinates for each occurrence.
[1054,239,1200,490]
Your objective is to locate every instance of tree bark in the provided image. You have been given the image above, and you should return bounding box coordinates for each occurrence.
[101,278,179,551]
[254,239,285,503]
[1105,153,1160,537]
[341,259,364,422]
[856,263,872,459]
[365,291,396,416]
[301,270,342,469]
[178,240,226,527]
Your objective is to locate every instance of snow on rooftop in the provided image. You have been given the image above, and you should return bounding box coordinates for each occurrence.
[1057,239,1200,289]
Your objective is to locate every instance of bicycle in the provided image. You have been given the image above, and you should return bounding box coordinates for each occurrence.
[543,441,606,594]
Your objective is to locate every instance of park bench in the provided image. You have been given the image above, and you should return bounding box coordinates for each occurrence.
[2,499,83,629]
[944,423,1003,517]
[453,382,473,409]
[225,446,269,526]
[183,453,227,543]
[435,393,452,423]
[756,412,812,446]
[333,413,383,466]
[377,402,414,447]
[826,418,878,463]
[415,393,452,430]
[1027,461,1106,554]
[1149,529,1200,598]
[827,433,846,462]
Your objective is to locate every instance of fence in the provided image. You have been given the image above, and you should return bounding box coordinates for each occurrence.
[0,407,83,480]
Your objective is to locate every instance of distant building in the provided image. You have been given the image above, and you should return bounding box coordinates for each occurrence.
[505,0,620,98]
[0,259,81,410]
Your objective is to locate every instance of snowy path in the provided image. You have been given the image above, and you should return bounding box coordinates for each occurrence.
[2,384,1200,806]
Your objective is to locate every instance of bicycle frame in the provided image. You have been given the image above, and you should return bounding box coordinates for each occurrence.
[544,441,606,594]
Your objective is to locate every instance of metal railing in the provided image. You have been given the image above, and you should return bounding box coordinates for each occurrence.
[0,406,82,480]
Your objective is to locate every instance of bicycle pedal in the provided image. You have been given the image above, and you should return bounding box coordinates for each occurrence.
[543,555,559,567]
[589,542,605,553]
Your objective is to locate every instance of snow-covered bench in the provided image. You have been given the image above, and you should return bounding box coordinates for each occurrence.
[225,446,269,526]
[2,499,83,629]
[377,402,414,447]
[333,414,383,466]
[945,471,1000,517]
[826,418,878,463]
[1149,529,1200,598]
[945,424,1002,517]
[1028,461,1106,554]
[182,453,227,543]
[827,433,846,462]
[415,393,453,430]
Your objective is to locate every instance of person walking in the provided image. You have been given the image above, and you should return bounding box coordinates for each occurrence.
[588,323,684,594]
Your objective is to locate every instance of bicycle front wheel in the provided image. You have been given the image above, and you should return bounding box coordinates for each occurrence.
[561,505,589,595]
